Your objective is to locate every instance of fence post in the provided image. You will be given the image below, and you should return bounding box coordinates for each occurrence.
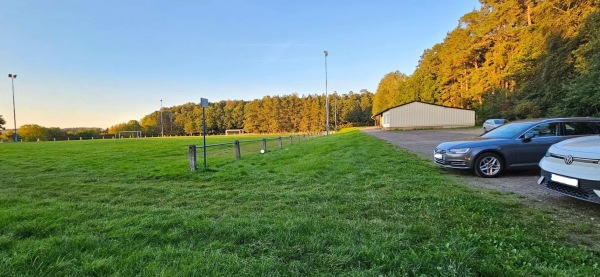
[278,137,282,148]
[234,140,241,160]
[262,138,267,152]
[189,145,197,171]
[290,136,293,144]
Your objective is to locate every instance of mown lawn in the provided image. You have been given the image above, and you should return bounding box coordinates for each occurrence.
[0,129,599,276]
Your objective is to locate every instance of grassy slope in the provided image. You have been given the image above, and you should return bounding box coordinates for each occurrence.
[0,130,598,276]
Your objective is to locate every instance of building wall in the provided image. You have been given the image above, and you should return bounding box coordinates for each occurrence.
[382,112,391,129]
[387,102,474,129]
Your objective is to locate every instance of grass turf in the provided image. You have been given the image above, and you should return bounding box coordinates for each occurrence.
[0,129,599,276]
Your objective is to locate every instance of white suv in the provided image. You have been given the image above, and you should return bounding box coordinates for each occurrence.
[538,135,600,204]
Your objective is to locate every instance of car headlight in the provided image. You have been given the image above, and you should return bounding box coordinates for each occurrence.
[448,148,470,154]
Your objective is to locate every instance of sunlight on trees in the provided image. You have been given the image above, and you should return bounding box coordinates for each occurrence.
[374,0,600,122]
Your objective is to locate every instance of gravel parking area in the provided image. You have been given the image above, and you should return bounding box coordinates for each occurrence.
[362,127,600,213]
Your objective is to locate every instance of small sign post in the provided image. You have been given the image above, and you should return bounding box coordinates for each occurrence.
[201,98,209,170]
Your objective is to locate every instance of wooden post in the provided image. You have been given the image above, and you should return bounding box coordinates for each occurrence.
[290,136,293,144]
[278,137,282,148]
[234,140,241,159]
[189,145,197,171]
[262,138,267,152]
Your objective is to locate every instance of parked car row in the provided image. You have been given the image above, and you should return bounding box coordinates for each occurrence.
[433,117,600,204]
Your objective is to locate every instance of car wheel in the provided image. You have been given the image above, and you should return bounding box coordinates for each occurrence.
[474,153,503,178]
[483,127,487,133]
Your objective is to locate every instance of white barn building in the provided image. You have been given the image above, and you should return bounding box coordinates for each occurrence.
[373,101,475,130]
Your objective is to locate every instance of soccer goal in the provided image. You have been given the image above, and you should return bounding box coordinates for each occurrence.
[117,131,142,139]
[225,129,245,135]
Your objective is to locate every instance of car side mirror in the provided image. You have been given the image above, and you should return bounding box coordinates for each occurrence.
[522,132,535,142]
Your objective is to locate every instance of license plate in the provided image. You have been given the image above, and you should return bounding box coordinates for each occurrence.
[434,153,443,159]
[551,174,578,187]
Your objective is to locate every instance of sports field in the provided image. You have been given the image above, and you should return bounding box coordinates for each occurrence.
[1,129,599,276]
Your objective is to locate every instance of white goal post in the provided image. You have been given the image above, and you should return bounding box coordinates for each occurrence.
[225,129,245,135]
[117,131,142,139]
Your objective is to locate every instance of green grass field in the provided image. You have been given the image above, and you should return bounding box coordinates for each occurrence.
[1,129,599,276]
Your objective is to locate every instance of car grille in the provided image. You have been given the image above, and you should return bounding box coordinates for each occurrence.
[540,169,600,204]
[548,153,600,164]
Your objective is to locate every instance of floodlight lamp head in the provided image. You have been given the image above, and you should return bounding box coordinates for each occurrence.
[324,51,328,57]
[8,74,16,78]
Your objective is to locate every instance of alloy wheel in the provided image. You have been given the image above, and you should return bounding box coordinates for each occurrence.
[478,156,501,176]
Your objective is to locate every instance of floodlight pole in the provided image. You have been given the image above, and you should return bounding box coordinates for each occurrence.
[8,74,17,142]
[324,50,329,136]
[160,99,164,137]
[334,91,337,132]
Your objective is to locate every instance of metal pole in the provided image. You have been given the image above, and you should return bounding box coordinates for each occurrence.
[160,99,164,137]
[203,107,207,169]
[334,91,337,132]
[324,51,329,136]
[9,74,17,142]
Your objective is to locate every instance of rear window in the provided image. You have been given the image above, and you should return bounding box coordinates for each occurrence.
[494,119,505,124]
[564,121,600,136]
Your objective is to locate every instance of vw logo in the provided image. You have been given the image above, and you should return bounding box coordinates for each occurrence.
[564,155,573,165]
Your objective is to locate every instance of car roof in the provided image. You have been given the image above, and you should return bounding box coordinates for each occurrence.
[509,117,600,124]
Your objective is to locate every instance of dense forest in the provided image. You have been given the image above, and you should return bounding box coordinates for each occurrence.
[374,0,600,121]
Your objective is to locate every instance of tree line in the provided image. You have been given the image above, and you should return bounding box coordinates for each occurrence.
[1,91,373,142]
[373,0,600,122]
[114,91,373,136]
[1,125,105,142]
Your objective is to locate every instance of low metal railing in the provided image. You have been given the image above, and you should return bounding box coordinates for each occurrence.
[188,134,319,171]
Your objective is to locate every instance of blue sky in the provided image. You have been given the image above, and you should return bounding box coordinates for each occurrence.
[0,0,479,128]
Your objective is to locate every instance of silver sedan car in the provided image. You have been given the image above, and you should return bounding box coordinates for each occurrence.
[483,119,507,132]
[434,118,600,177]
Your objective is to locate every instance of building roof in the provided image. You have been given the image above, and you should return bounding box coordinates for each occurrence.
[372,100,474,118]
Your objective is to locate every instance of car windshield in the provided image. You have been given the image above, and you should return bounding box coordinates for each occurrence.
[482,122,535,139]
